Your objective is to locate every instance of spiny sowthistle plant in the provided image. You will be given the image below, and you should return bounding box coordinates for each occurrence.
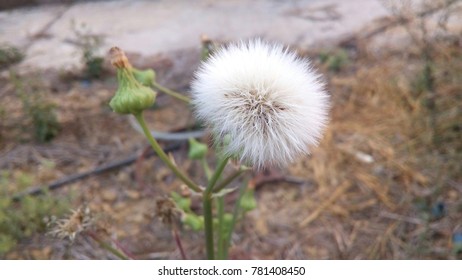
[9,72,60,143]
[0,44,24,70]
[107,39,329,259]
[71,21,105,80]
[319,49,349,72]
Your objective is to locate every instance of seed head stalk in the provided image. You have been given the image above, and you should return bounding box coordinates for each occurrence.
[203,156,229,259]
[134,112,201,193]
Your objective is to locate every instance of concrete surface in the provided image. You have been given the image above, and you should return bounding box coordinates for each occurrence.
[0,0,393,71]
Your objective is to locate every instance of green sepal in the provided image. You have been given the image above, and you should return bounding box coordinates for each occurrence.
[132,68,155,87]
[109,68,156,114]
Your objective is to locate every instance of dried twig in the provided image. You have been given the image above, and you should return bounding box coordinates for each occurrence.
[172,227,187,260]
[300,182,352,227]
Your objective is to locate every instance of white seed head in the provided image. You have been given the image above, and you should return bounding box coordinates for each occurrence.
[191,39,330,168]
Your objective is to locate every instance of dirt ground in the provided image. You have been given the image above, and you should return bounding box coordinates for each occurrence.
[1,15,461,259]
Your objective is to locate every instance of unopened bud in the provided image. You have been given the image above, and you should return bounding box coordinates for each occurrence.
[183,213,204,231]
[109,47,156,114]
[240,189,257,212]
[188,138,208,160]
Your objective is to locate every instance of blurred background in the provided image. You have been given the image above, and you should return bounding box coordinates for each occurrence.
[0,0,461,259]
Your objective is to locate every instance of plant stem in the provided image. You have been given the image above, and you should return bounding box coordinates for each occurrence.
[216,196,225,259]
[223,178,249,259]
[134,112,201,193]
[112,238,137,260]
[85,231,130,260]
[213,166,249,193]
[203,156,229,259]
[206,156,229,193]
[152,81,191,104]
[201,158,212,181]
[202,197,214,260]
[214,166,250,259]
[172,227,187,260]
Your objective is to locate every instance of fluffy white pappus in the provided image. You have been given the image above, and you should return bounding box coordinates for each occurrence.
[191,39,330,168]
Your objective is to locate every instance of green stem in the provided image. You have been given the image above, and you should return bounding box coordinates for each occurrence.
[206,157,229,193]
[134,112,201,193]
[203,196,214,259]
[203,156,229,260]
[223,178,249,259]
[213,166,249,193]
[152,81,191,104]
[201,158,212,181]
[216,196,225,259]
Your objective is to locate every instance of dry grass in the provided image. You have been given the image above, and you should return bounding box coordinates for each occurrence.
[247,35,462,259]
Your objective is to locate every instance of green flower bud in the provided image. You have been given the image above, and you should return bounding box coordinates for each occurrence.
[170,191,191,212]
[132,68,155,87]
[109,68,156,114]
[183,213,204,231]
[188,138,208,160]
[109,47,156,115]
[211,213,234,240]
[222,134,232,147]
[223,213,233,227]
[240,189,257,212]
[200,35,214,61]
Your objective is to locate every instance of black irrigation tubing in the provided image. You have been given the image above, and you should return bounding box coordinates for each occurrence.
[12,142,183,202]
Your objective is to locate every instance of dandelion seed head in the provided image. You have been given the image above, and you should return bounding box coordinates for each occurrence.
[191,39,330,168]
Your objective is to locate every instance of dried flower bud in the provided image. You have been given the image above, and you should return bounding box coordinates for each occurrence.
[48,206,92,241]
[155,197,181,227]
[109,47,156,114]
[200,34,216,61]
